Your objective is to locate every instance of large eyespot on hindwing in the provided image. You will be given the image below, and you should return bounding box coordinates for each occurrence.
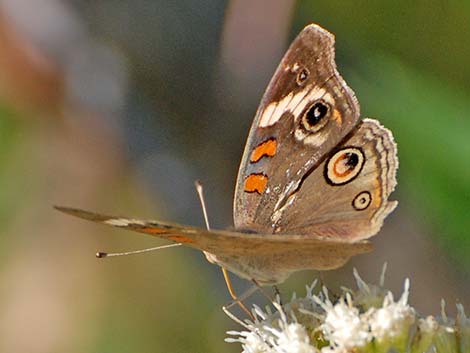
[324,147,365,185]
[300,100,330,133]
[352,191,371,211]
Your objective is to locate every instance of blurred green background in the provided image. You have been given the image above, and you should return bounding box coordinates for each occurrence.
[0,1,468,352]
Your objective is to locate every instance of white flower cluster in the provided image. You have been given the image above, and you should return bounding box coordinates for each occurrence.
[225,268,469,353]
[226,307,318,353]
[319,294,370,350]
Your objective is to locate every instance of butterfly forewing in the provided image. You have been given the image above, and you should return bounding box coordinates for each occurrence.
[233,24,360,233]
[55,206,372,284]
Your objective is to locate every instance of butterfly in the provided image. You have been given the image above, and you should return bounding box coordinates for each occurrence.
[56,23,398,286]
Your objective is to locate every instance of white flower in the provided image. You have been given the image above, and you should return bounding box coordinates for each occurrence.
[319,294,370,349]
[240,331,270,353]
[226,318,318,353]
[410,316,439,353]
[368,279,415,342]
[226,267,467,353]
[271,322,317,353]
[226,302,318,353]
[352,266,388,309]
[419,315,439,333]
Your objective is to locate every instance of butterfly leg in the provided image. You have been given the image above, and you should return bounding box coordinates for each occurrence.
[222,268,255,319]
[223,282,259,310]
[252,279,287,318]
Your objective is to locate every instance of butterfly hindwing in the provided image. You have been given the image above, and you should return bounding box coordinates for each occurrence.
[271,119,398,241]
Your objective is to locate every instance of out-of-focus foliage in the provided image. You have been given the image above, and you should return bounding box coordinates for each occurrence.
[296,1,470,90]
[0,104,21,227]
[352,56,470,265]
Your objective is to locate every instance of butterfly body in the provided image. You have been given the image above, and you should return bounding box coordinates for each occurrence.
[57,24,398,285]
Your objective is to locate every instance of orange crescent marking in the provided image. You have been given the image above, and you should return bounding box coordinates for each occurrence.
[138,228,195,244]
[138,227,168,234]
[333,109,342,125]
[244,173,268,194]
[250,139,277,163]
[167,235,195,244]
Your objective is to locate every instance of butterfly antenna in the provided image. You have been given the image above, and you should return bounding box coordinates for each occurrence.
[96,243,182,258]
[195,180,211,230]
[195,180,254,319]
